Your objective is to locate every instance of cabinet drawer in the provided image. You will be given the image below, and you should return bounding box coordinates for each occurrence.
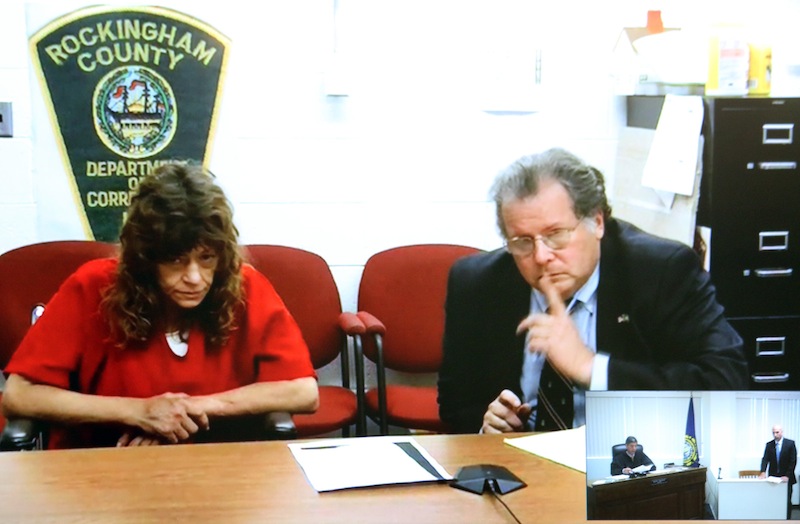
[728,317,800,390]
[708,168,800,216]
[710,223,799,316]
[703,97,800,217]
[707,98,800,171]
[712,270,799,317]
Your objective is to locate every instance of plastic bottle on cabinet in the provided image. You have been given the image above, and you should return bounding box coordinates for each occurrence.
[706,25,750,96]
[748,42,772,95]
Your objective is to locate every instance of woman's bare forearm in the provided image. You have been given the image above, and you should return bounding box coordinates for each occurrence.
[2,374,141,427]
[189,377,319,418]
[1,374,319,435]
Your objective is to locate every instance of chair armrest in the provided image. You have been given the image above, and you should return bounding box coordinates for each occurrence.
[338,311,368,436]
[0,412,298,449]
[0,418,42,451]
[356,311,389,434]
[338,311,366,335]
[195,412,298,443]
[264,411,298,440]
[356,311,386,335]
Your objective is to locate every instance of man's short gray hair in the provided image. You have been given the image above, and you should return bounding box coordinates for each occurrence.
[490,148,612,238]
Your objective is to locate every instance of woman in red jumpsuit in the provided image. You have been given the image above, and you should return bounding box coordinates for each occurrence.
[2,164,318,448]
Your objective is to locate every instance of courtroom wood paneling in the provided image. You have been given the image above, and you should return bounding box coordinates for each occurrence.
[588,467,706,520]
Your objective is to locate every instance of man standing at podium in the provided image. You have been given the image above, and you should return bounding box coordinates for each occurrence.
[611,436,655,475]
[759,424,797,519]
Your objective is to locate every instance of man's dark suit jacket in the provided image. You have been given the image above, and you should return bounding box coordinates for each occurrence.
[761,438,798,485]
[438,218,748,433]
[611,449,655,475]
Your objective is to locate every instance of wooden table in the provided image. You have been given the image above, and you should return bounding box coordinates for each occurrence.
[0,433,585,523]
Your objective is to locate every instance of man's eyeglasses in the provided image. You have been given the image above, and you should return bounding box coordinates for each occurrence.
[504,224,580,257]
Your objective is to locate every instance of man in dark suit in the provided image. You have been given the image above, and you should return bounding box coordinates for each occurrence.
[611,436,655,475]
[437,148,748,434]
[760,424,797,519]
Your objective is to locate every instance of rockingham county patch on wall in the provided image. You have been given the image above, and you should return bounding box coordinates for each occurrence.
[30,5,230,241]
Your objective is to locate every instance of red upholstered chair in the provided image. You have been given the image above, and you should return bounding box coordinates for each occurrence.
[244,245,365,437]
[356,244,482,435]
[0,241,119,445]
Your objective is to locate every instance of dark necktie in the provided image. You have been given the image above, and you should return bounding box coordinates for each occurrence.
[536,359,574,431]
[535,300,578,431]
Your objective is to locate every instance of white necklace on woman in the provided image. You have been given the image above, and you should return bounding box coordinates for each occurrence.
[165,330,189,357]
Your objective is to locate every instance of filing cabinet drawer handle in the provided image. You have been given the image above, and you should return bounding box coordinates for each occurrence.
[756,336,786,357]
[754,268,793,278]
[752,373,790,383]
[762,123,794,144]
[758,161,797,170]
[759,231,790,251]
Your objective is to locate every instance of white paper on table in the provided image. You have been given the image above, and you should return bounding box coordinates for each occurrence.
[641,94,704,198]
[504,425,586,473]
[592,474,631,485]
[288,436,453,492]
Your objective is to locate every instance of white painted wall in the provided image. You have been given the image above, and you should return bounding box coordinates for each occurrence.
[2,1,800,390]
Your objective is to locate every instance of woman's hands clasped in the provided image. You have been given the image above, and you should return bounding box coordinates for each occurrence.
[117,393,211,447]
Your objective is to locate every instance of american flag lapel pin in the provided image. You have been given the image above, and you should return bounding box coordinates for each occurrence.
[617,314,630,323]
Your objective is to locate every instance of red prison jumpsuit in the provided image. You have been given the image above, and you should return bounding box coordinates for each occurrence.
[6,258,316,449]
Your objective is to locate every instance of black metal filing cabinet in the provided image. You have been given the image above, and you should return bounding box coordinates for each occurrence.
[699,97,800,389]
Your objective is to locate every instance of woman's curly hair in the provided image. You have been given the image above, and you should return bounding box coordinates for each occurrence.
[102,163,243,348]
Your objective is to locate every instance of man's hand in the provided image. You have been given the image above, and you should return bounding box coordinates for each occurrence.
[481,389,531,434]
[516,275,595,387]
[133,393,211,444]
[758,472,767,479]
[622,467,632,474]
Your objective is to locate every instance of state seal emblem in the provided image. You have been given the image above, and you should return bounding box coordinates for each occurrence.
[30,6,229,241]
[93,65,177,158]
